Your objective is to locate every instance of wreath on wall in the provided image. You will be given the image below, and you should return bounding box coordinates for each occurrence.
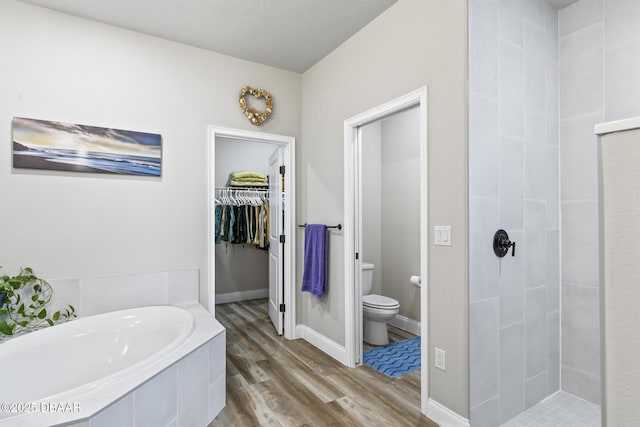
[239,86,273,126]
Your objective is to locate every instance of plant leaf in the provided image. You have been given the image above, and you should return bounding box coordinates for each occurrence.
[0,319,13,335]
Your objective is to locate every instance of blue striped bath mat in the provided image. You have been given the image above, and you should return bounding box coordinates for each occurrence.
[363,336,421,378]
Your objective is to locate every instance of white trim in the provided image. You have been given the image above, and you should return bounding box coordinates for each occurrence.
[594,116,640,135]
[208,126,296,340]
[388,314,421,336]
[215,289,269,305]
[425,399,470,427]
[343,87,430,409]
[295,325,349,366]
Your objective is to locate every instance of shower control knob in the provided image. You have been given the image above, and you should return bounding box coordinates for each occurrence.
[493,229,516,258]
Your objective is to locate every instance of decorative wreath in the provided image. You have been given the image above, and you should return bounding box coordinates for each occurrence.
[239,86,273,126]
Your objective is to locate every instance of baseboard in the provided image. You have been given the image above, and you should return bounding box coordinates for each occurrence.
[425,399,470,427]
[388,314,421,336]
[215,288,268,304]
[296,325,349,366]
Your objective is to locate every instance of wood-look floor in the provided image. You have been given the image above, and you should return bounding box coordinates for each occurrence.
[210,299,437,427]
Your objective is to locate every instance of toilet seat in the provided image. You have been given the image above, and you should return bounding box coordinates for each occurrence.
[363,294,400,309]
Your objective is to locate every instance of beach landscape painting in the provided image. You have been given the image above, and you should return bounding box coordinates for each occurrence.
[12,117,162,177]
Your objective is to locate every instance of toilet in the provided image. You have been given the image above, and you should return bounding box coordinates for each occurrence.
[362,262,400,345]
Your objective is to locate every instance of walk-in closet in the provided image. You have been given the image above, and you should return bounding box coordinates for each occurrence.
[214,137,279,301]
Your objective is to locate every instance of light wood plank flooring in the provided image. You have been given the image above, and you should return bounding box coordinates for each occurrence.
[210,299,437,427]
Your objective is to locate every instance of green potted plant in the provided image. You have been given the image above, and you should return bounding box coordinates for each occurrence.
[0,267,76,337]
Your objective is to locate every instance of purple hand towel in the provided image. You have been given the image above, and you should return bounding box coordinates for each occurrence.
[301,224,328,297]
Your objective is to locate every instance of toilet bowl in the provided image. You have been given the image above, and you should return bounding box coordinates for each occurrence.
[362,262,400,345]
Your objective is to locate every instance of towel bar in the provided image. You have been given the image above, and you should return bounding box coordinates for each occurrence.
[298,223,342,230]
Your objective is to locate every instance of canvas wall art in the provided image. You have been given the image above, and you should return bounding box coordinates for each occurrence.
[12,117,162,177]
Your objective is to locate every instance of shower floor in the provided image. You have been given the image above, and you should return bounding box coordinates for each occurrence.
[501,391,601,427]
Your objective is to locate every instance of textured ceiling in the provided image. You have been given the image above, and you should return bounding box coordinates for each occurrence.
[18,0,398,73]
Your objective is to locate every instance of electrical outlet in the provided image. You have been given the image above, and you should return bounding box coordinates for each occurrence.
[435,348,446,371]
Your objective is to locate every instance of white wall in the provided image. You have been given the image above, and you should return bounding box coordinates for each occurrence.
[381,107,421,321]
[214,138,277,295]
[300,0,468,417]
[0,0,301,308]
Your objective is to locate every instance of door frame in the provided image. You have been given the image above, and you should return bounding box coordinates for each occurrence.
[208,126,296,340]
[343,87,429,396]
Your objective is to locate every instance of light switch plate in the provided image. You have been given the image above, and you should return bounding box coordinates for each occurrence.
[434,225,451,246]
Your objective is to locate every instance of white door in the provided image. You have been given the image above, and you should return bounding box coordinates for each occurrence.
[268,147,284,335]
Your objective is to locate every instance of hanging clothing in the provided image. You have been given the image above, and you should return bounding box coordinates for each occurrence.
[214,205,223,244]
[214,188,270,249]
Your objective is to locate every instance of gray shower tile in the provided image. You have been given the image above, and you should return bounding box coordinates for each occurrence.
[499,230,525,327]
[500,323,525,424]
[546,62,559,147]
[524,22,546,115]
[559,23,604,119]
[605,43,640,122]
[559,112,602,202]
[503,391,601,426]
[559,0,603,37]
[562,365,601,405]
[499,0,525,47]
[604,0,640,52]
[469,0,499,98]
[525,287,547,377]
[470,93,499,198]
[499,40,524,139]
[545,147,559,230]
[525,371,547,409]
[499,138,524,230]
[547,311,560,394]
[470,197,500,301]
[561,284,601,376]
[470,298,500,408]
[524,201,546,288]
[546,230,560,313]
[545,1,559,64]
[561,202,599,287]
[525,112,546,200]
[470,395,500,427]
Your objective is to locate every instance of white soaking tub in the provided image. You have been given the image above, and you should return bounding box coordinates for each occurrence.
[0,304,226,427]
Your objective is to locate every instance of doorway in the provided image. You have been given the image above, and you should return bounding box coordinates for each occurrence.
[343,87,429,405]
[208,126,296,339]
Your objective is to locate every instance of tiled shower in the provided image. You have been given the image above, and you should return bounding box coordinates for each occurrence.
[469,0,640,425]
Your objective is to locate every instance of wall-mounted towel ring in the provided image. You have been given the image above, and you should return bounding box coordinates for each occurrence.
[493,229,516,257]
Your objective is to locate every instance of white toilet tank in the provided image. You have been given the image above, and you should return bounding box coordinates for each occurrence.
[362,262,374,295]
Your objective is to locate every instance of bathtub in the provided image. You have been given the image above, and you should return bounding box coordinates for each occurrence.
[0,304,226,426]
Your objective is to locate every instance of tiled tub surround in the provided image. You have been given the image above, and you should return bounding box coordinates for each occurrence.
[0,269,226,426]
